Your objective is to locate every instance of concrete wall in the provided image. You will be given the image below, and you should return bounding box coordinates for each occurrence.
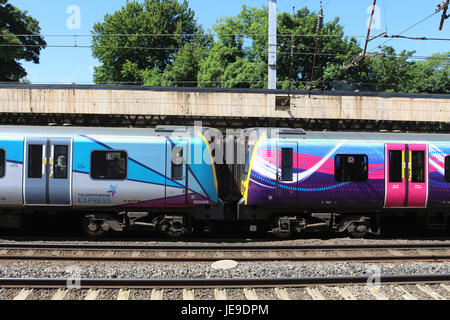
[0,85,448,122]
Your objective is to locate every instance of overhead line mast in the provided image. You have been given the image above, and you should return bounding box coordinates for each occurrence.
[268,0,277,89]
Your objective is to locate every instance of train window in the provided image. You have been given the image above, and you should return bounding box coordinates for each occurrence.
[281,148,293,181]
[90,151,127,180]
[0,149,5,178]
[411,151,425,183]
[389,150,402,182]
[28,145,43,178]
[446,156,450,183]
[335,154,368,182]
[171,146,184,180]
[243,146,251,175]
[53,145,68,179]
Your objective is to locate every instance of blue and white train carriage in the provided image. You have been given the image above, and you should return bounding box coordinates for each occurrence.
[0,125,222,236]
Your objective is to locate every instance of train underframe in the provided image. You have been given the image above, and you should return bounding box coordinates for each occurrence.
[0,205,448,238]
[237,203,450,238]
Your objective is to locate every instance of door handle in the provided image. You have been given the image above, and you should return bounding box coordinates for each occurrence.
[42,145,47,176]
[49,145,54,178]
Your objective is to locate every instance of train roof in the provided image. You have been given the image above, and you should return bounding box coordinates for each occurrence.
[0,125,221,138]
[244,128,450,142]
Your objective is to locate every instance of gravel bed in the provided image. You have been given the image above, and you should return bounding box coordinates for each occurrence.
[194,289,215,300]
[64,288,90,300]
[0,288,21,300]
[1,260,450,279]
[400,284,433,300]
[97,289,121,300]
[225,289,246,300]
[346,285,373,300]
[254,288,278,300]
[380,285,403,299]
[1,258,450,300]
[285,288,310,300]
[163,288,183,300]
[429,284,450,298]
[130,289,152,300]
[2,237,450,247]
[28,289,57,300]
[317,286,343,300]
[1,285,449,300]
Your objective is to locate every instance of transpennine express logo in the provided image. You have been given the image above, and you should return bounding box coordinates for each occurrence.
[107,185,118,197]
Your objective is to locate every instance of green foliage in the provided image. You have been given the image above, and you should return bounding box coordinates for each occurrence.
[92,0,206,84]
[409,52,449,94]
[325,47,450,93]
[197,6,361,89]
[92,2,448,94]
[0,0,46,81]
[144,42,208,87]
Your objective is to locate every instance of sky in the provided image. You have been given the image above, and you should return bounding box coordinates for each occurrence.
[7,0,450,84]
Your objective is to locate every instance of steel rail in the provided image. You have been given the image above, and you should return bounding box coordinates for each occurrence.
[1,274,450,289]
[0,253,450,263]
[1,245,450,262]
[1,242,450,251]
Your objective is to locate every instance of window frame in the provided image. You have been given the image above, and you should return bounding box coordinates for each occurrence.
[27,144,43,179]
[52,145,68,180]
[0,149,5,178]
[89,149,128,181]
[170,145,184,181]
[334,154,369,182]
[388,150,403,183]
[280,147,294,181]
[411,150,425,183]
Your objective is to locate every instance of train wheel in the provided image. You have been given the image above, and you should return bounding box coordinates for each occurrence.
[348,223,369,238]
[82,217,105,238]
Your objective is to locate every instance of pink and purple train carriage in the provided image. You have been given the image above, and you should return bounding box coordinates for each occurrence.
[238,128,450,237]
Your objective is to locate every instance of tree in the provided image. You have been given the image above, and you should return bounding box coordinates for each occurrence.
[408,52,449,94]
[365,46,417,92]
[92,0,207,84]
[325,48,450,94]
[144,41,209,87]
[0,0,46,81]
[197,6,362,89]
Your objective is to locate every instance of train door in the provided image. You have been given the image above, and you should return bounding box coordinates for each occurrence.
[384,143,427,208]
[276,142,297,204]
[24,137,72,205]
[166,140,188,205]
[407,144,428,207]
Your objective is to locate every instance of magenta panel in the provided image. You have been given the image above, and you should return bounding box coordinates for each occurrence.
[385,144,406,207]
[407,144,428,208]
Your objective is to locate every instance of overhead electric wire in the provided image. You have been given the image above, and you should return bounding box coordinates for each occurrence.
[389,35,450,41]
[0,32,367,38]
[369,11,440,50]
[2,32,448,44]
[0,43,447,61]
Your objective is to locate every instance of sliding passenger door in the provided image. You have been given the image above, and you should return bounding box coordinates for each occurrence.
[48,138,72,205]
[24,137,72,205]
[276,142,298,204]
[24,138,47,204]
[384,143,427,208]
[407,144,428,207]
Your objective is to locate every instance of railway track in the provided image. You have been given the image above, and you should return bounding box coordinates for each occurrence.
[1,243,450,263]
[1,274,450,300]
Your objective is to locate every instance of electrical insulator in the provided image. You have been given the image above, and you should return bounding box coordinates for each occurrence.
[316,13,324,32]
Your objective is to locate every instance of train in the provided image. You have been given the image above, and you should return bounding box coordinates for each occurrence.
[0,125,449,238]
